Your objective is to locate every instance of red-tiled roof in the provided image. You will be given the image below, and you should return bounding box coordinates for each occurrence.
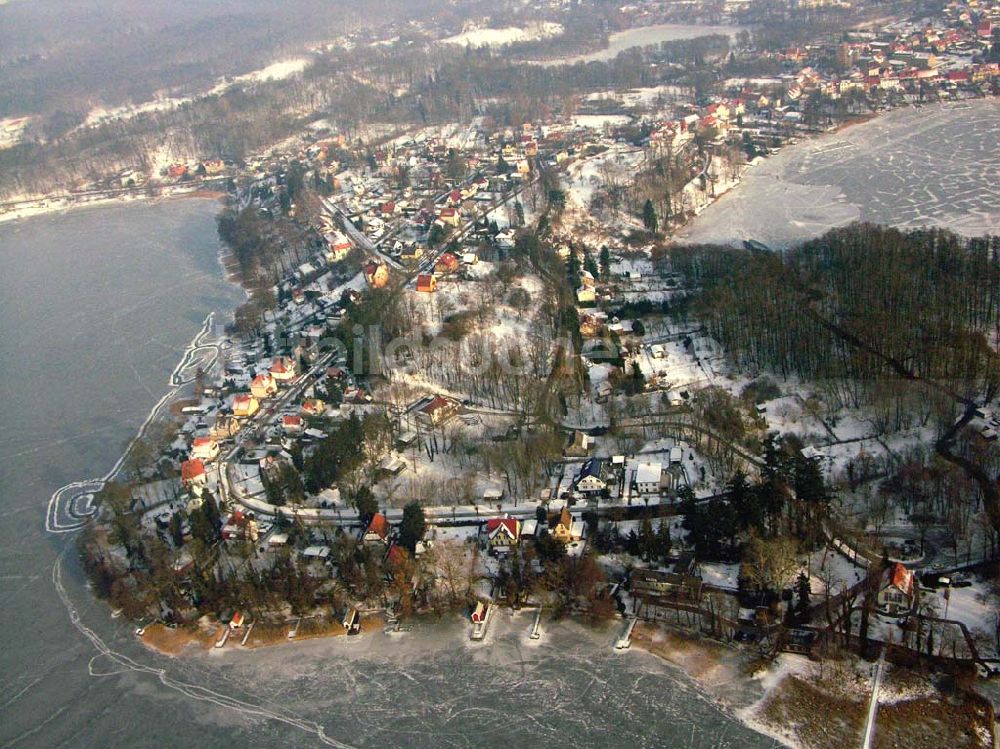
[888,562,914,597]
[486,517,519,539]
[421,395,451,414]
[366,512,389,539]
[181,458,206,481]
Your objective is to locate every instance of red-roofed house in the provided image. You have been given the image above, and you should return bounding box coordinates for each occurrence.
[363,513,391,546]
[181,458,207,487]
[301,398,325,416]
[251,373,278,400]
[282,414,303,433]
[434,252,460,274]
[269,356,298,383]
[877,562,917,615]
[417,395,458,426]
[415,274,437,293]
[448,190,463,205]
[485,517,521,551]
[437,207,460,227]
[326,231,352,262]
[190,436,219,461]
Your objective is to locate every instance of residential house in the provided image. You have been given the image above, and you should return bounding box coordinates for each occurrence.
[631,565,703,607]
[269,356,298,383]
[551,506,585,544]
[437,207,461,227]
[232,394,260,418]
[574,458,607,495]
[190,437,220,462]
[565,430,593,458]
[877,562,917,615]
[325,231,352,262]
[180,458,207,489]
[434,252,460,274]
[364,262,389,289]
[282,414,303,434]
[417,395,459,426]
[635,462,663,495]
[362,513,391,546]
[250,373,278,400]
[415,274,438,293]
[301,398,325,416]
[485,517,521,552]
[400,244,424,263]
[211,414,241,441]
[495,230,516,250]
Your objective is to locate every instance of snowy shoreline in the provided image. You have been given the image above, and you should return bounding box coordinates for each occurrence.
[0,186,226,226]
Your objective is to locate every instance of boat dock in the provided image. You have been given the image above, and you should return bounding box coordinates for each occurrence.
[529,608,543,640]
[615,617,637,650]
[470,602,493,641]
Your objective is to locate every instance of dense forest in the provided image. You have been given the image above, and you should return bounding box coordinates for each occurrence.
[672,225,1000,412]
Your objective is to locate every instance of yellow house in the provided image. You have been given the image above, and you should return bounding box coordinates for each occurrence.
[552,506,573,544]
[250,372,278,400]
[232,394,260,418]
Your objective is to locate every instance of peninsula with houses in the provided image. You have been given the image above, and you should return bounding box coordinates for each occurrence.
[32,0,1000,746]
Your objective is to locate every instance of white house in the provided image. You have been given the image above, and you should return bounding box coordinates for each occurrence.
[190,437,220,461]
[574,459,607,494]
[877,563,916,615]
[635,462,663,495]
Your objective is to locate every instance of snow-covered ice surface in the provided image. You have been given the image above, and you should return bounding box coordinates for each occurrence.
[540,23,745,66]
[440,23,563,48]
[199,615,781,748]
[678,99,1000,248]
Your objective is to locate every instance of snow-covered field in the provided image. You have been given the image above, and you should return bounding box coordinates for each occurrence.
[571,114,633,130]
[440,22,563,48]
[678,99,1000,248]
[585,85,691,110]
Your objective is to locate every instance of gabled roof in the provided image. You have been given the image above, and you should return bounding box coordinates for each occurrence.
[270,356,295,374]
[181,458,206,481]
[421,395,453,414]
[486,517,519,540]
[366,512,390,540]
[579,458,604,479]
[886,562,914,597]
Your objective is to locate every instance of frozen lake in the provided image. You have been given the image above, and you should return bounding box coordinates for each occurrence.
[678,98,1000,249]
[541,23,745,66]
